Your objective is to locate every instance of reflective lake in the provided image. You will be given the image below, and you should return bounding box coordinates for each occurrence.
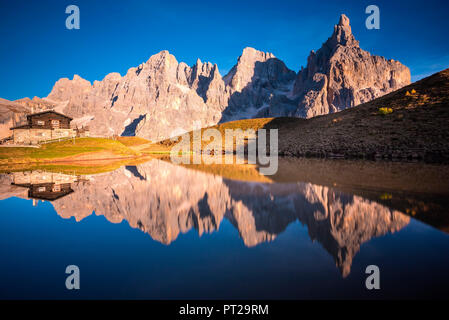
[1,157,449,299]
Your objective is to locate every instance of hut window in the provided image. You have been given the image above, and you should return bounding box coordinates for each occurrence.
[52,185,61,192]
[38,187,46,192]
[51,120,60,127]
[37,120,45,126]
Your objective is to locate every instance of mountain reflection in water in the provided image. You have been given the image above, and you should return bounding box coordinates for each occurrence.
[4,158,438,278]
[2,157,449,299]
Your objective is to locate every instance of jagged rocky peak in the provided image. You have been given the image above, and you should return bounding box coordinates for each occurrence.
[327,14,359,48]
[102,72,122,82]
[136,50,180,81]
[4,14,412,142]
[47,74,92,102]
[193,58,215,76]
[292,14,411,118]
[149,50,176,66]
[220,46,296,121]
[189,59,227,108]
[189,58,217,88]
[147,49,171,63]
[339,13,350,26]
[239,47,276,64]
[224,47,294,90]
[33,49,230,141]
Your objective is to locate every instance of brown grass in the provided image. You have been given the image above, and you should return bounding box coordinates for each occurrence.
[0,137,140,165]
[116,136,150,147]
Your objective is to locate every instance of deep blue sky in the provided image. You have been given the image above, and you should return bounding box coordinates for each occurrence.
[1,0,448,101]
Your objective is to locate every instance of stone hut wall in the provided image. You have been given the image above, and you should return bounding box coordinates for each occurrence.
[13,128,76,145]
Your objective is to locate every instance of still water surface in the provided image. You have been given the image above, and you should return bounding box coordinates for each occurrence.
[1,157,449,299]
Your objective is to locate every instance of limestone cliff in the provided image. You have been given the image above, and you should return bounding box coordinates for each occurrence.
[291,14,410,118]
[4,14,410,142]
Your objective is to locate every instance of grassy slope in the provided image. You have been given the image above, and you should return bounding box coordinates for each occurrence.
[147,68,449,162]
[274,68,449,161]
[144,118,274,153]
[0,137,149,164]
[0,156,153,175]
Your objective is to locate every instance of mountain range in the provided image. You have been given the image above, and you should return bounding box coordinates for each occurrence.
[1,14,410,142]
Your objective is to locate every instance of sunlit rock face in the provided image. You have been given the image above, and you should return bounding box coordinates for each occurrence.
[45,52,227,141]
[6,14,409,142]
[42,159,409,276]
[0,98,30,139]
[291,14,410,118]
[221,47,297,121]
[40,47,296,141]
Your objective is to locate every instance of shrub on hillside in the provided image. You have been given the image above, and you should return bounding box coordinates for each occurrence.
[378,107,393,115]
